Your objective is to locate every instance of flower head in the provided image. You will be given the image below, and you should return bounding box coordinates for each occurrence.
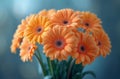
[92,29,111,57]
[79,12,102,32]
[24,15,53,44]
[51,9,80,28]
[10,15,32,53]
[19,38,37,62]
[15,15,33,38]
[72,32,98,65]
[11,37,22,53]
[42,25,78,61]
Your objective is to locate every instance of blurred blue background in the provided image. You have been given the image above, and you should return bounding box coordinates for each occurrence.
[0,0,120,79]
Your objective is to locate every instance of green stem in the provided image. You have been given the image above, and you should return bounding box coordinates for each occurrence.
[67,59,75,79]
[35,50,47,76]
[47,58,54,78]
[36,49,42,61]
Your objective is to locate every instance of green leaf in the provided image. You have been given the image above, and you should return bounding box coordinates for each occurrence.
[82,71,96,78]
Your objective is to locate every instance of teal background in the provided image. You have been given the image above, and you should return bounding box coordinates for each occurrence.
[0,0,119,79]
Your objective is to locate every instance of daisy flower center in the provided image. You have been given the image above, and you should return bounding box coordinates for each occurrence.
[55,40,64,49]
[98,41,101,46]
[63,20,68,24]
[36,27,42,33]
[56,41,62,46]
[85,23,89,27]
[80,45,85,52]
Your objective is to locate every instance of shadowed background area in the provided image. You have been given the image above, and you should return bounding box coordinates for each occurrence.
[0,0,120,79]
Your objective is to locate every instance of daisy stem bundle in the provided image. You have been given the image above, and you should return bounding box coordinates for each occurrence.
[47,58,54,78]
[67,59,75,79]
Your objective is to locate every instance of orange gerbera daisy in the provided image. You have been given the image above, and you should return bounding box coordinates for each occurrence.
[51,9,80,27]
[10,15,33,53]
[11,36,22,53]
[92,29,111,57]
[15,15,33,38]
[72,32,98,66]
[24,15,53,44]
[42,25,78,61]
[79,12,102,32]
[19,38,37,62]
[39,9,56,18]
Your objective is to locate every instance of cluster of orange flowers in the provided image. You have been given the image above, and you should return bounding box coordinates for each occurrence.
[11,9,111,66]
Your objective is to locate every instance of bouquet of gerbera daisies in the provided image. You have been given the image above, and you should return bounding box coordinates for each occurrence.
[11,9,111,79]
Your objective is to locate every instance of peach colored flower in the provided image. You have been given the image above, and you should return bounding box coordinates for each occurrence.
[51,9,80,28]
[92,29,111,57]
[15,15,33,38]
[42,25,78,61]
[10,15,33,53]
[24,15,53,44]
[11,37,22,53]
[79,12,102,32]
[19,38,37,62]
[72,32,98,66]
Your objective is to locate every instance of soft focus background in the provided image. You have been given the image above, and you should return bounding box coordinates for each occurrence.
[0,0,120,79]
